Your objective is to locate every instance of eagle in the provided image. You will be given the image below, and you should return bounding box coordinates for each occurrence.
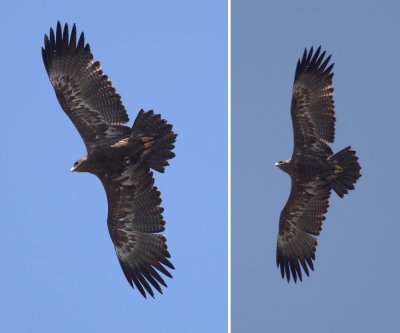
[42,22,177,298]
[275,47,361,283]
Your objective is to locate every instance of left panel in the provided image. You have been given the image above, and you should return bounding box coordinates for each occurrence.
[0,0,227,332]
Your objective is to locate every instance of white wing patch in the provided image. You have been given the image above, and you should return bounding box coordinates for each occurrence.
[111,138,129,148]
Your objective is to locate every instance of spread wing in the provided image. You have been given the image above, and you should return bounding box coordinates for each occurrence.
[101,164,174,298]
[291,46,335,158]
[42,22,129,151]
[277,177,331,282]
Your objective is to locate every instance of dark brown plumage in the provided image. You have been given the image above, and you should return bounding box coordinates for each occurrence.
[275,47,361,283]
[42,22,177,298]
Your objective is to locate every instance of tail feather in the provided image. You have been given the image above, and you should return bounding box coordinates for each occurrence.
[131,110,177,172]
[330,146,361,197]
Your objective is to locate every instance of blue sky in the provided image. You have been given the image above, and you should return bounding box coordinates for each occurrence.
[232,0,400,332]
[0,1,227,332]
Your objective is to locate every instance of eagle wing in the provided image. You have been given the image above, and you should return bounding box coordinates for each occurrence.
[291,46,335,157]
[100,164,174,298]
[277,177,331,282]
[42,22,129,151]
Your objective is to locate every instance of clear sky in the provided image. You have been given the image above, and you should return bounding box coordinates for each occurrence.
[232,0,400,332]
[0,1,227,332]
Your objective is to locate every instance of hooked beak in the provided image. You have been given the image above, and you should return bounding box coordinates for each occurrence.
[70,165,76,172]
[274,162,279,166]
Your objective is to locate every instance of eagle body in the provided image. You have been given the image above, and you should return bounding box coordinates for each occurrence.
[278,154,333,178]
[42,22,177,298]
[73,134,148,175]
[275,47,361,283]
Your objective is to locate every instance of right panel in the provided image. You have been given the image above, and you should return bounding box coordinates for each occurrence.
[232,1,400,332]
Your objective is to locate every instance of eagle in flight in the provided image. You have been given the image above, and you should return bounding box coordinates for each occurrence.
[42,22,177,298]
[275,47,361,282]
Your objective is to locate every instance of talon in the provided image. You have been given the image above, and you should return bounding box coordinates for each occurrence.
[334,165,344,174]
[142,136,154,149]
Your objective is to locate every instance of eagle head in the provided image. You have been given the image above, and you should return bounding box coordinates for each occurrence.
[275,160,291,173]
[71,155,89,172]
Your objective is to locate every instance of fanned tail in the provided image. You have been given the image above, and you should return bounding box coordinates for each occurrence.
[330,146,361,197]
[131,110,177,172]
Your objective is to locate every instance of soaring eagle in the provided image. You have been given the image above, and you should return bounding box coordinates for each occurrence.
[275,47,361,282]
[42,22,177,298]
